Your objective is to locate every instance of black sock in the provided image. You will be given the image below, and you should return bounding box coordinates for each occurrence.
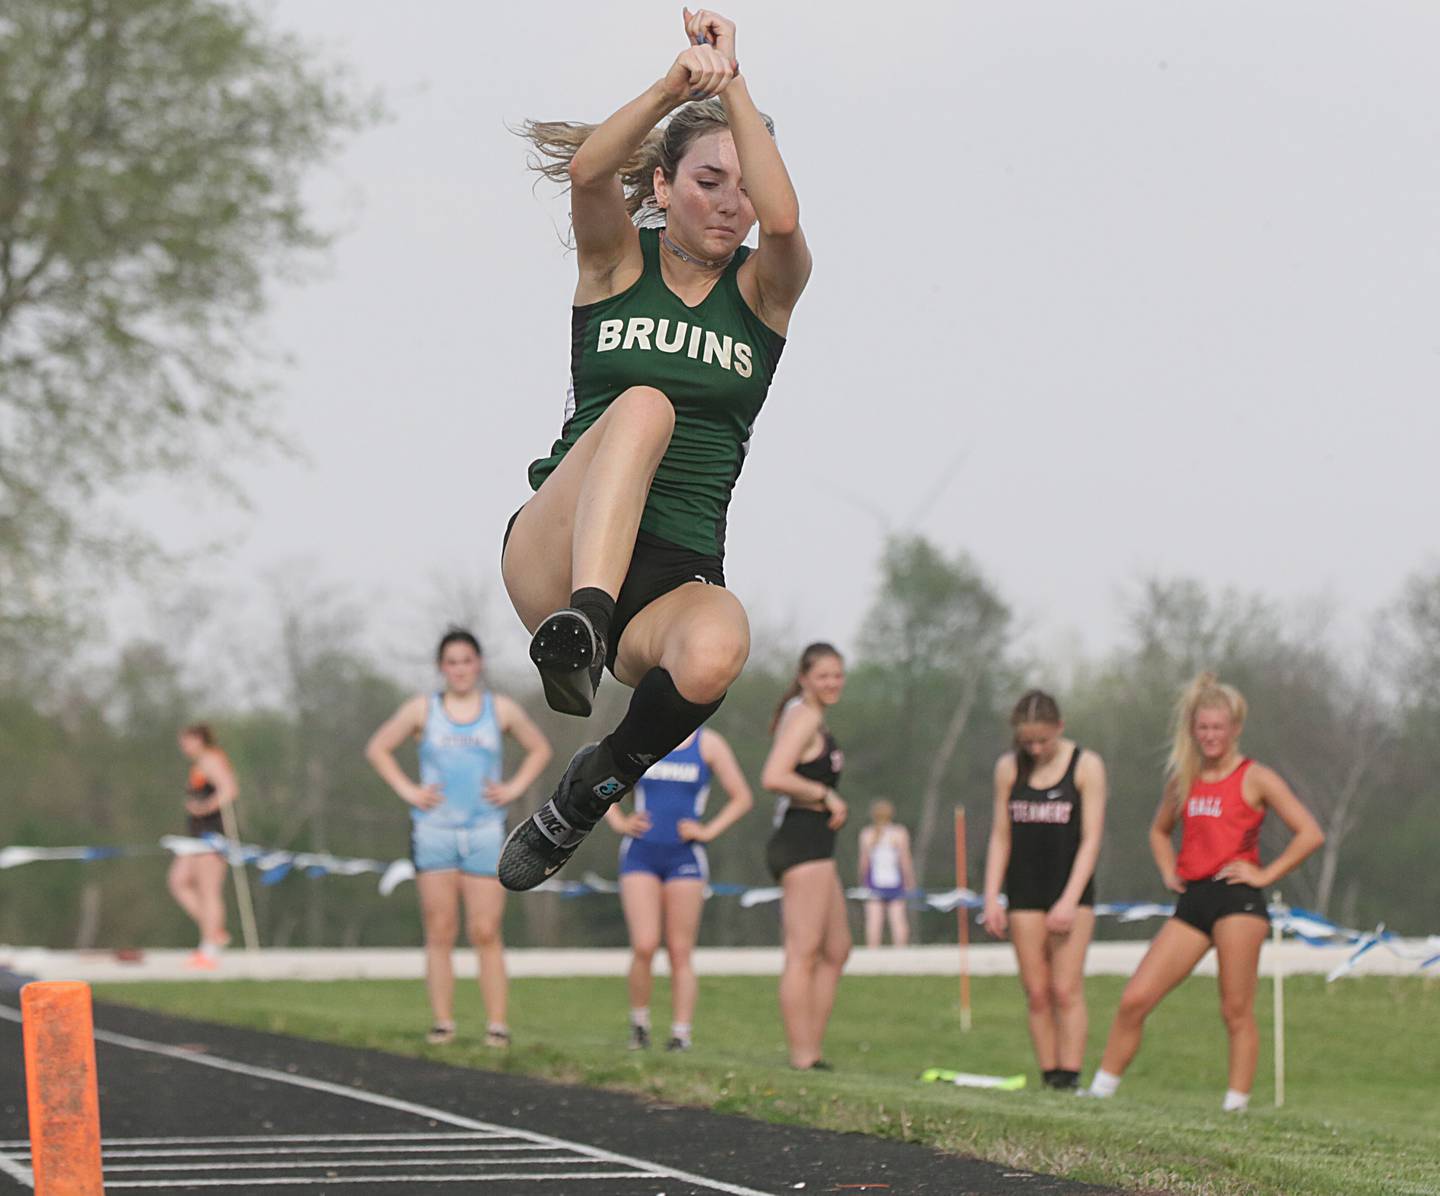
[1042,1069,1060,1088]
[603,668,723,783]
[1046,1069,1079,1090]
[569,587,615,650]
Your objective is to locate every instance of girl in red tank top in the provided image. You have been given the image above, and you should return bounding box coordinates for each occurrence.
[1083,674,1324,1112]
[1176,758,1264,882]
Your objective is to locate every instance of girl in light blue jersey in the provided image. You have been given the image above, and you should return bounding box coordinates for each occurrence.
[604,725,752,1051]
[367,629,551,1046]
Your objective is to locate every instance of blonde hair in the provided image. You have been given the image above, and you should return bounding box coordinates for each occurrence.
[518,98,774,225]
[1166,672,1248,807]
[870,799,895,824]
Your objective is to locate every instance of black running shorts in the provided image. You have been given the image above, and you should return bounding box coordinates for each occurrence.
[765,808,836,880]
[503,512,725,674]
[1173,879,1269,937]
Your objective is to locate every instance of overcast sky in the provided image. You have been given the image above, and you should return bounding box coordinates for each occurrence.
[130,1,1440,686]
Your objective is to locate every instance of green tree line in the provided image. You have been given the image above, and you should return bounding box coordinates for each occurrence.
[4,537,1438,950]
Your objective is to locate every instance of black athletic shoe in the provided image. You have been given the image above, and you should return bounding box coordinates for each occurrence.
[628,1024,651,1052]
[497,744,632,890]
[665,1036,691,1053]
[529,609,605,717]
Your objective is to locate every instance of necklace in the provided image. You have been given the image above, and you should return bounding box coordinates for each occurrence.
[660,229,733,271]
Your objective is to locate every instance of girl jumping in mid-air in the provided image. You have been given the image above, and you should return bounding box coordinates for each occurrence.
[497,8,811,891]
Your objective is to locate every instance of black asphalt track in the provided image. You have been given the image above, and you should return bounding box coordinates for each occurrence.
[0,997,1130,1195]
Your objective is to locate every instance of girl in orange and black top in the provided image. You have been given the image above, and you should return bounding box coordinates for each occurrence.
[170,723,239,969]
[1084,674,1323,1111]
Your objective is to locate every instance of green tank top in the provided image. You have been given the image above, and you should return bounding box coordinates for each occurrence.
[528,228,786,558]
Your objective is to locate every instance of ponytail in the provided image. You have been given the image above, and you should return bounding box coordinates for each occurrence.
[770,641,843,734]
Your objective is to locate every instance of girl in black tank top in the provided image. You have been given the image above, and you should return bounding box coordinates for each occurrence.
[766,724,843,879]
[981,691,1108,1091]
[760,643,852,1070]
[1006,743,1094,910]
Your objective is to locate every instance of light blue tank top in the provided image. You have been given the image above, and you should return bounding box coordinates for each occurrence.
[416,692,503,828]
[633,733,711,846]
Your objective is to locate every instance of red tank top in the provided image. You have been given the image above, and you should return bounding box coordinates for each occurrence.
[1176,759,1264,882]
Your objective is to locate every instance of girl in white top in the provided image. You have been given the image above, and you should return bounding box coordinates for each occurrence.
[858,800,915,947]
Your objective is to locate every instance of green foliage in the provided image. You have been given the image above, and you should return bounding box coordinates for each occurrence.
[103,974,1440,1196]
[0,0,377,629]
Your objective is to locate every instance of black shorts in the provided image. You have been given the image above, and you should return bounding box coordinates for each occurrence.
[504,511,725,672]
[1173,879,1269,937]
[1005,873,1095,913]
[186,812,224,840]
[765,808,836,880]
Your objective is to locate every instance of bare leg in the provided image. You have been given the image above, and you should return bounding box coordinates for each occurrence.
[1009,912,1058,1072]
[1213,915,1269,1095]
[621,873,663,1012]
[662,879,706,1029]
[886,898,910,947]
[167,857,204,930]
[502,387,675,630]
[1098,918,1211,1077]
[864,900,883,949]
[193,854,229,944]
[808,866,852,1059]
[416,871,461,1026]
[1049,908,1096,1072]
[462,875,508,1028]
[778,861,833,1068]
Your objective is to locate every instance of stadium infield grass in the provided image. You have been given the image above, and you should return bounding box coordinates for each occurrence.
[100,974,1439,1196]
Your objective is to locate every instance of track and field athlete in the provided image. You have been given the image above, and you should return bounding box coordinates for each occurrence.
[1084,673,1323,1110]
[981,690,1107,1090]
[761,643,850,1070]
[366,629,552,1046]
[604,725,753,1051]
[857,800,915,948]
[171,723,240,969]
[497,7,811,892]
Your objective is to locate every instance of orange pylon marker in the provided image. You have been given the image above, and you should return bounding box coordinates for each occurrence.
[21,981,104,1195]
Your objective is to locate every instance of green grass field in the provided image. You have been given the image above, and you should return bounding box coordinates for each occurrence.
[99,974,1440,1196]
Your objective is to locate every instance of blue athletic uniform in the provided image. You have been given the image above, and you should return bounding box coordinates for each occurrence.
[619,733,711,883]
[411,692,505,876]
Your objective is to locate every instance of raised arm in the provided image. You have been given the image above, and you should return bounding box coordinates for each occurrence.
[678,728,754,843]
[562,27,736,299]
[685,10,813,330]
[981,754,1016,938]
[364,695,442,812]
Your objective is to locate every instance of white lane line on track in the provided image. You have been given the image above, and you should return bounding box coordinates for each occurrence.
[104,1156,614,1173]
[98,1143,560,1159]
[0,1148,30,1188]
[2,1133,512,1148]
[0,1005,773,1196]
[102,1172,668,1188]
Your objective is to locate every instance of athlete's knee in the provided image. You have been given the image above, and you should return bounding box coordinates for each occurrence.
[1219,995,1253,1032]
[669,623,749,703]
[1116,983,1157,1026]
[1050,979,1084,1012]
[604,386,675,447]
[424,915,459,950]
[632,936,661,964]
[665,939,694,970]
[467,918,502,949]
[1024,982,1054,1017]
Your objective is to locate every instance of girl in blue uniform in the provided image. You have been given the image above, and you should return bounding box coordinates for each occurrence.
[605,725,752,1050]
[366,629,552,1046]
